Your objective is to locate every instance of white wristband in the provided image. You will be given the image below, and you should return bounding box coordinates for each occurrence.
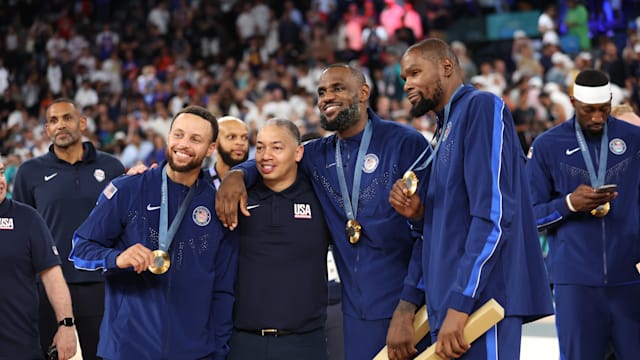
[565,193,577,212]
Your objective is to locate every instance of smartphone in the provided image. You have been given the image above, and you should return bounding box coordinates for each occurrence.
[596,184,617,193]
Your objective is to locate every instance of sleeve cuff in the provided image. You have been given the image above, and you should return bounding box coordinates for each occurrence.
[555,196,572,217]
[444,291,476,315]
[105,250,123,271]
[400,284,425,307]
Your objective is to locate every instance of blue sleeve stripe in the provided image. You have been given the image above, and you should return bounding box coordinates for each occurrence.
[463,97,505,297]
[70,258,107,272]
[537,211,563,229]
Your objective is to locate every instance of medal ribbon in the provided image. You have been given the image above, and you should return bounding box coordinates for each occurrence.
[159,165,196,252]
[574,119,608,187]
[335,120,373,222]
[407,85,464,172]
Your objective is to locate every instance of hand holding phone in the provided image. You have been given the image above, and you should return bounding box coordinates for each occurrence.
[596,184,617,193]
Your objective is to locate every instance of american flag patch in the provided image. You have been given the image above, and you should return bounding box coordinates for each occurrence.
[103,182,118,199]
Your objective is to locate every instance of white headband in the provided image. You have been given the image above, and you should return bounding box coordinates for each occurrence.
[572,83,611,104]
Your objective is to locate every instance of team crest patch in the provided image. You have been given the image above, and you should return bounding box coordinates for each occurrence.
[362,153,379,173]
[94,169,106,182]
[294,203,312,219]
[609,138,626,155]
[0,217,14,230]
[103,182,118,199]
[527,146,534,159]
[192,206,211,226]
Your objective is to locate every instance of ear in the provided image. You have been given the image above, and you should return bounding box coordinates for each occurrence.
[359,82,370,103]
[442,58,454,78]
[206,141,216,157]
[295,144,304,162]
[79,115,88,132]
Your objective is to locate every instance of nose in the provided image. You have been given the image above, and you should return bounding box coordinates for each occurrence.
[403,79,413,93]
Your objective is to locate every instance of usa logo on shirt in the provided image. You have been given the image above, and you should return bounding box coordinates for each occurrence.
[0,217,14,230]
[294,203,312,219]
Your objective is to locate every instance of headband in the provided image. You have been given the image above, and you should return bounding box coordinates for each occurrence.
[572,83,611,104]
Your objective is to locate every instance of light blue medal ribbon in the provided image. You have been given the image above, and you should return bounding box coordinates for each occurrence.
[574,119,610,216]
[574,119,608,187]
[335,120,373,244]
[406,85,464,173]
[150,165,196,273]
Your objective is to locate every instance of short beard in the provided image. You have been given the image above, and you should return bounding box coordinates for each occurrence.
[320,102,360,132]
[166,148,202,173]
[410,79,443,118]
[217,144,248,167]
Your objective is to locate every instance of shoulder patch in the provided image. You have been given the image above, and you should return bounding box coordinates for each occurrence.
[103,182,118,199]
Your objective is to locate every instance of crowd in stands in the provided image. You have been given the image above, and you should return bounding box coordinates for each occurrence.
[2,0,640,194]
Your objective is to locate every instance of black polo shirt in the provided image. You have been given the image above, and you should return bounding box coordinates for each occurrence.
[235,174,330,333]
[0,199,61,358]
[12,142,124,283]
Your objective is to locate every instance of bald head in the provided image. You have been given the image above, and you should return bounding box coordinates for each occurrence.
[216,116,249,169]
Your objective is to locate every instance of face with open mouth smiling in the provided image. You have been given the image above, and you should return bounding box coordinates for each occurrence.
[317,66,368,134]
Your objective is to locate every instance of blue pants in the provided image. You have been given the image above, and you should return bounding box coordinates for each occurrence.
[555,283,640,360]
[228,328,327,360]
[430,316,522,359]
[343,315,389,360]
[343,314,430,360]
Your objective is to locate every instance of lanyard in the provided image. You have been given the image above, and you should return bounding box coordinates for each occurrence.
[574,119,608,187]
[335,120,373,221]
[406,85,463,172]
[159,165,196,252]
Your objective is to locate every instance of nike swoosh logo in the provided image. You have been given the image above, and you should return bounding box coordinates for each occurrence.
[147,204,161,211]
[246,204,260,210]
[44,173,58,181]
[326,163,337,168]
[565,147,580,156]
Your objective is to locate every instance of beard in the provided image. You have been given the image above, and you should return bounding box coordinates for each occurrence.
[320,101,360,132]
[217,144,248,167]
[166,148,203,173]
[410,79,444,118]
[52,131,82,149]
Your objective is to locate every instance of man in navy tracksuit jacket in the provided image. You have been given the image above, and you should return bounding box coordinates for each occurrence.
[217,65,429,360]
[70,106,238,360]
[526,70,640,360]
[390,39,553,360]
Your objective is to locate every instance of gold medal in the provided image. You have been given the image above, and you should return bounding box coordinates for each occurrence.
[148,250,170,274]
[346,219,362,244]
[590,202,610,217]
[402,171,419,197]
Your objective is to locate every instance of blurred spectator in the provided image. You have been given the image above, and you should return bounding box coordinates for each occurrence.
[611,103,640,126]
[564,0,590,50]
[451,41,478,83]
[74,79,99,109]
[95,23,119,61]
[380,0,404,39]
[148,1,170,35]
[119,128,153,169]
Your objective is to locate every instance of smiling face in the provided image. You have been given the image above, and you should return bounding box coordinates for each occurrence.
[255,123,303,191]
[316,66,368,133]
[400,48,446,117]
[45,101,87,149]
[166,113,216,173]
